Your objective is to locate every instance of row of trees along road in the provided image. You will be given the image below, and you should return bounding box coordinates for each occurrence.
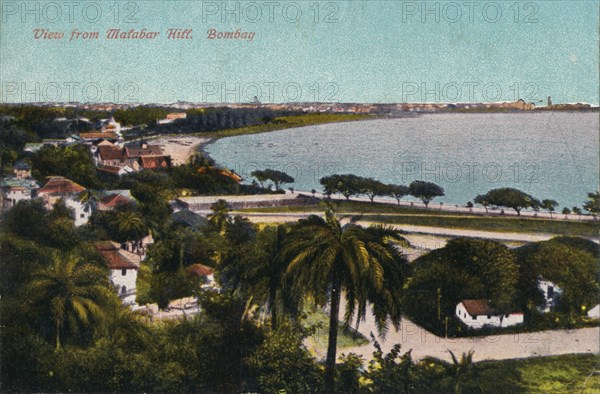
[320,175,445,207]
[475,188,600,217]
[319,173,600,218]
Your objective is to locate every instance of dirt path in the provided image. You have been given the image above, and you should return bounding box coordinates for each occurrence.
[327,301,600,363]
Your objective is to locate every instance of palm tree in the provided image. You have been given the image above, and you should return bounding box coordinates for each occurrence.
[438,350,479,394]
[284,209,408,393]
[115,210,147,243]
[237,224,300,331]
[28,254,113,350]
[77,190,97,215]
[208,199,231,235]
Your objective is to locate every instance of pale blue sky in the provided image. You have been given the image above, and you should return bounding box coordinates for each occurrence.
[1,0,598,104]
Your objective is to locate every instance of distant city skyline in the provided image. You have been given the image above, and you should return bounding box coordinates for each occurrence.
[1,1,598,105]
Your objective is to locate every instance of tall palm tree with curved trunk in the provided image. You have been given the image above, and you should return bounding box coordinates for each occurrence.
[236,224,301,331]
[284,209,408,393]
[28,254,113,350]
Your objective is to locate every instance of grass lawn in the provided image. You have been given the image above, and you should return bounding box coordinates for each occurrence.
[486,354,600,393]
[199,113,378,140]
[238,200,600,238]
[303,307,368,351]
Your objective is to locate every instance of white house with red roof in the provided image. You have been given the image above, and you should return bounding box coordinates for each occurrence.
[95,242,140,305]
[36,176,92,226]
[186,263,217,289]
[456,299,524,329]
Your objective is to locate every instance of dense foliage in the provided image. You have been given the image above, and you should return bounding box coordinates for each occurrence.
[320,174,435,206]
[404,238,519,334]
[474,188,541,215]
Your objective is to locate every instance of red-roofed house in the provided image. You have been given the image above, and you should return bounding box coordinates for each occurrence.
[95,142,139,170]
[79,132,118,142]
[97,164,134,176]
[186,263,217,289]
[456,299,523,329]
[95,242,140,304]
[37,176,85,196]
[97,193,134,211]
[125,141,163,158]
[139,155,171,170]
[36,177,92,225]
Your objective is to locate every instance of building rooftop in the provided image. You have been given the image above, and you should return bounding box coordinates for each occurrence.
[99,193,133,208]
[95,242,140,270]
[186,263,214,277]
[13,160,31,170]
[125,144,162,157]
[1,177,39,189]
[139,155,170,169]
[97,144,127,160]
[460,299,494,316]
[37,176,85,195]
[80,132,118,140]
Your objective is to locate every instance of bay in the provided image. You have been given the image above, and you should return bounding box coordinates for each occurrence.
[205,112,599,209]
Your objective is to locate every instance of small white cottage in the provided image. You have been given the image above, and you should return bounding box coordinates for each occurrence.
[456,299,524,329]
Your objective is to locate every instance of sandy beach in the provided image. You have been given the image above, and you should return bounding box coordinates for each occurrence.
[152,136,209,166]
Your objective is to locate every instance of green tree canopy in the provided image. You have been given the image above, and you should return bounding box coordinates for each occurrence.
[357,177,387,202]
[541,199,559,217]
[386,184,410,205]
[404,238,519,332]
[251,169,295,191]
[31,144,101,189]
[283,210,408,392]
[515,238,599,318]
[28,253,113,350]
[226,224,300,331]
[320,174,362,200]
[409,180,445,207]
[474,188,540,216]
[583,192,599,215]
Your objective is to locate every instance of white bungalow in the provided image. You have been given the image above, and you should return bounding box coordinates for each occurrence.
[456,299,524,329]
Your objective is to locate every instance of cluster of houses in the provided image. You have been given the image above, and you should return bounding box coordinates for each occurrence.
[94,139,171,175]
[22,116,172,176]
[0,169,147,303]
[1,167,216,310]
[0,115,226,313]
[456,278,600,329]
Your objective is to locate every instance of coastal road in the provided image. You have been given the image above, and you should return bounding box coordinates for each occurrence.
[298,192,599,222]
[238,212,592,244]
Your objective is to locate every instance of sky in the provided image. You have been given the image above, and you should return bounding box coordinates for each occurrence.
[1,0,598,104]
